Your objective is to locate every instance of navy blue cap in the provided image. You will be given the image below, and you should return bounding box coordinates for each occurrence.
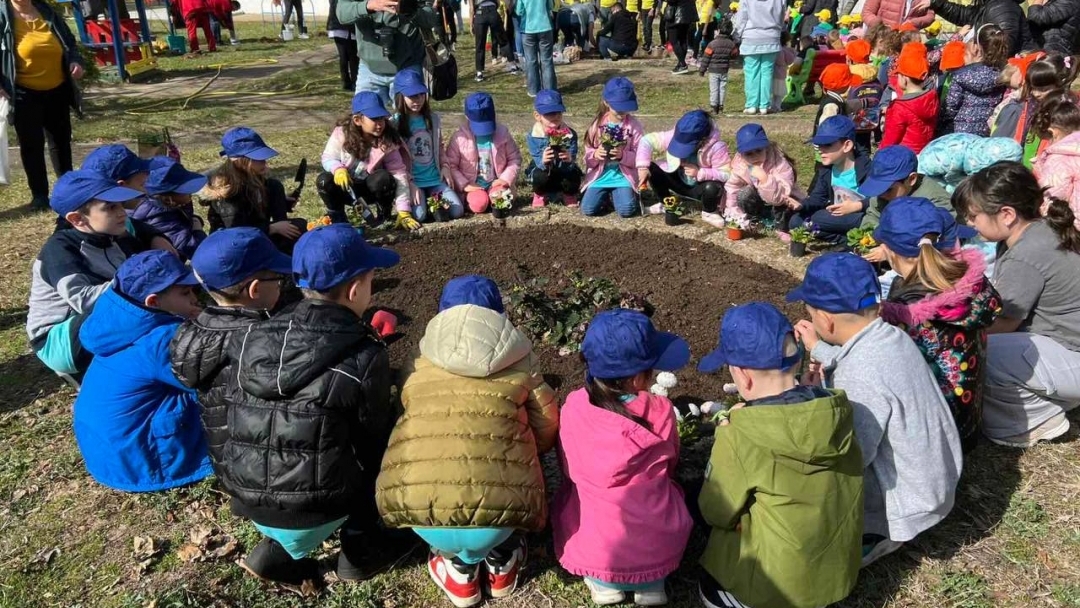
[534,89,566,115]
[873,196,977,258]
[191,227,293,291]
[439,274,504,313]
[50,169,143,215]
[669,110,712,159]
[602,77,638,112]
[292,224,400,291]
[581,309,690,379]
[736,123,771,155]
[859,145,919,198]
[115,250,199,303]
[352,91,390,118]
[394,67,428,97]
[699,302,802,372]
[786,253,882,313]
[810,115,857,146]
[81,144,152,181]
[144,157,208,196]
[220,127,278,160]
[465,92,497,137]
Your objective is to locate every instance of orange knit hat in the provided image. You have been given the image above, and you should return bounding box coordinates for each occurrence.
[820,63,863,92]
[940,40,966,71]
[896,42,929,80]
[846,39,872,64]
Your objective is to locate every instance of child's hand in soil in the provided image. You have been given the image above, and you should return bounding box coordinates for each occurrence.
[862,246,886,263]
[395,211,421,231]
[793,319,820,353]
[270,220,302,240]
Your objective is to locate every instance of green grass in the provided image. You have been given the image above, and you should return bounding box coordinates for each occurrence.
[934,571,994,608]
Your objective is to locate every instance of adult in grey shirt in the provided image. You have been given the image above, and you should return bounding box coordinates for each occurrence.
[953,162,1080,447]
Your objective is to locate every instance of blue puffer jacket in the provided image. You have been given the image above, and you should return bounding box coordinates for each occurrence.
[129,198,206,261]
[74,287,211,492]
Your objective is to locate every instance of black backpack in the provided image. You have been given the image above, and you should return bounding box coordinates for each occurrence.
[422,14,458,101]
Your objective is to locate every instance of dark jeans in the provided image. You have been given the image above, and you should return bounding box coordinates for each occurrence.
[599,37,637,59]
[333,37,359,90]
[316,169,397,225]
[788,206,864,244]
[473,6,510,72]
[281,0,305,32]
[556,9,585,47]
[438,1,457,43]
[13,83,74,201]
[531,164,583,195]
[648,162,723,212]
[642,10,655,48]
[667,22,691,67]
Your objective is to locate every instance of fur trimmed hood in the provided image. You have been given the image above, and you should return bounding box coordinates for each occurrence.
[881,247,1001,329]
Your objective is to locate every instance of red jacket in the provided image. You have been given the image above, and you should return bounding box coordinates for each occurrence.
[180,0,209,18]
[881,88,939,154]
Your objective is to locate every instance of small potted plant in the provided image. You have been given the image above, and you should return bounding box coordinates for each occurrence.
[427,192,451,222]
[723,207,752,240]
[491,189,513,219]
[546,126,573,158]
[846,226,878,255]
[599,123,627,154]
[789,223,814,257]
[661,196,684,226]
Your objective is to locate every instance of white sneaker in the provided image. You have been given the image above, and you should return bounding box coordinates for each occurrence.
[743,108,758,115]
[583,579,626,606]
[647,202,663,215]
[230,37,240,45]
[987,413,1070,448]
[635,587,669,606]
[299,32,310,39]
[701,210,725,228]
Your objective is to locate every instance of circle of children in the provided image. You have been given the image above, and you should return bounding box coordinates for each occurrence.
[22,8,1080,605]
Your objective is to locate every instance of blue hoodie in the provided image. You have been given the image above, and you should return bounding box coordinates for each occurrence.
[74,287,211,492]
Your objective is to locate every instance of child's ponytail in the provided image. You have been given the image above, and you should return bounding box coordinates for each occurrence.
[1043,197,1080,254]
[581,359,651,430]
[910,239,969,293]
[976,24,1008,70]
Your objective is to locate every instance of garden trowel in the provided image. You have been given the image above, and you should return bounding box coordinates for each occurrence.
[288,157,307,211]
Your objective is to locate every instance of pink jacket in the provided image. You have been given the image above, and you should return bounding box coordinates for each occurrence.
[636,127,732,183]
[321,126,411,212]
[581,115,645,191]
[443,123,522,195]
[1034,130,1080,228]
[862,0,936,29]
[724,144,806,210]
[551,389,693,584]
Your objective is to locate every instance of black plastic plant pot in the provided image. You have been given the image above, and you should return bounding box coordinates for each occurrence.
[492,207,509,219]
[664,211,681,226]
[790,241,807,257]
[433,208,449,223]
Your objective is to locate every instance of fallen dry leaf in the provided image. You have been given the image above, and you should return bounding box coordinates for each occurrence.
[26,546,59,571]
[207,537,239,560]
[176,543,204,562]
[189,526,213,546]
[132,536,160,559]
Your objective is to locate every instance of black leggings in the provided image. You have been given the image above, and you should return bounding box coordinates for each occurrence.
[438,1,457,44]
[667,22,691,67]
[333,37,359,90]
[13,83,74,201]
[473,5,510,72]
[648,162,723,212]
[317,169,397,225]
[532,165,583,196]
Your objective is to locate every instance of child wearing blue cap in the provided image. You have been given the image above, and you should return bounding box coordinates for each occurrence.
[552,309,693,606]
[697,302,863,608]
[788,253,963,567]
[376,275,558,607]
[445,92,523,214]
[874,197,1001,452]
[581,77,646,218]
[26,169,146,378]
[203,127,307,252]
[723,123,804,230]
[391,70,465,223]
[81,143,153,193]
[227,224,400,585]
[73,250,209,493]
[524,89,583,208]
[788,115,871,244]
[319,92,417,229]
[637,110,733,227]
[131,157,209,261]
[170,228,294,483]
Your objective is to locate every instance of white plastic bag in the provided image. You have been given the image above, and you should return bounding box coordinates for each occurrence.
[0,97,9,185]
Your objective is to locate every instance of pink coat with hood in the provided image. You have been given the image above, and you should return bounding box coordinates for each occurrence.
[636,127,732,183]
[321,126,411,212]
[723,144,806,210]
[581,115,646,191]
[1034,130,1080,228]
[443,123,522,196]
[551,388,693,584]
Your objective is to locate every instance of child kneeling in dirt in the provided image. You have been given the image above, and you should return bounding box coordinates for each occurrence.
[552,309,694,606]
[169,228,293,483]
[696,302,863,608]
[73,250,208,492]
[375,275,559,608]
[788,253,963,568]
[228,224,400,585]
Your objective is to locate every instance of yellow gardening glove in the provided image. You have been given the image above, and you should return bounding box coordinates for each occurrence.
[395,211,421,231]
[333,168,351,190]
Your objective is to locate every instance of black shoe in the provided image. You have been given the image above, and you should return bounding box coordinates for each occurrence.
[671,65,688,75]
[475,71,485,82]
[239,537,319,586]
[712,105,721,115]
[699,572,750,608]
[29,195,50,210]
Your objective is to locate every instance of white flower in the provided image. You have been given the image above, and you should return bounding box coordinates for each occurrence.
[689,403,701,417]
[723,383,739,395]
[701,401,716,414]
[651,383,668,397]
[672,405,684,421]
[656,372,678,389]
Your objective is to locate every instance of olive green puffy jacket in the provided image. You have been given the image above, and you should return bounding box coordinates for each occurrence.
[375,305,558,531]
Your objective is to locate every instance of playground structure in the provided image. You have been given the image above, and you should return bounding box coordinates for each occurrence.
[60,0,159,81]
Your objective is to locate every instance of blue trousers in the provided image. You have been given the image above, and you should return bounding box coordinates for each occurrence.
[743,52,778,111]
[412,184,465,222]
[582,186,639,217]
[522,30,557,95]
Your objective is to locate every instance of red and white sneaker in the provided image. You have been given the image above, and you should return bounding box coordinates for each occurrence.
[563,195,579,208]
[532,193,547,207]
[486,537,526,599]
[428,552,482,608]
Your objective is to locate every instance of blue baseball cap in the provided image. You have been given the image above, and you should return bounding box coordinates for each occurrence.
[534,89,566,115]
[736,123,770,155]
[581,309,690,379]
[873,196,977,258]
[465,92,497,137]
[394,68,428,97]
[810,115,857,146]
[669,110,712,159]
[81,144,152,181]
[144,157,208,196]
[220,127,278,160]
[859,145,919,198]
[191,227,293,291]
[602,77,638,113]
[786,253,882,313]
[115,250,199,303]
[699,302,802,372]
[439,274,504,313]
[352,91,390,118]
[50,169,144,215]
[292,224,400,291]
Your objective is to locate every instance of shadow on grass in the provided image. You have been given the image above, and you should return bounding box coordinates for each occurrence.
[0,351,64,415]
